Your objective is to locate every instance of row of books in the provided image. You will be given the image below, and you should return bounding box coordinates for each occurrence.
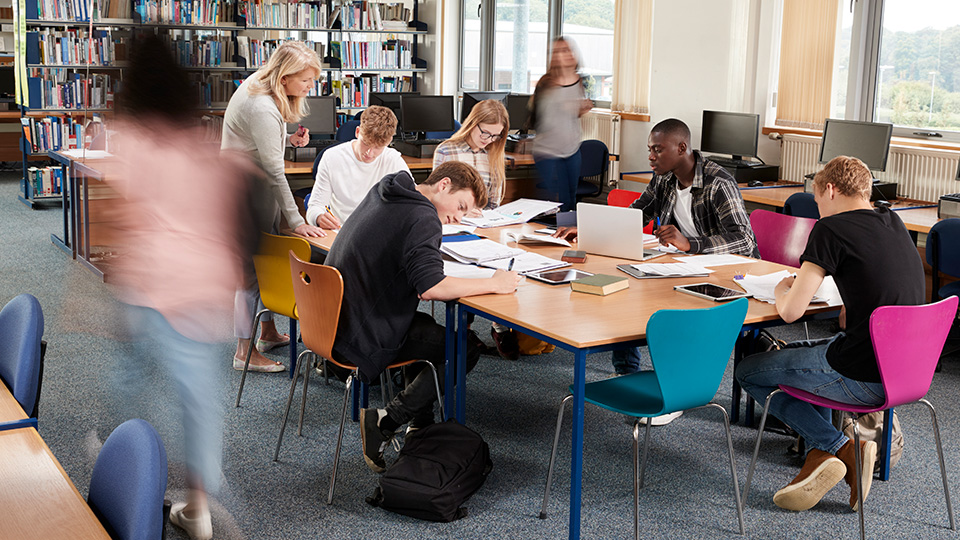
[96,0,133,20]
[26,70,117,109]
[188,72,241,107]
[166,34,236,67]
[330,73,412,108]
[25,29,129,66]
[337,1,412,31]
[31,0,91,21]
[331,39,414,70]
[133,0,237,25]
[200,114,223,141]
[20,115,85,154]
[27,166,65,197]
[236,36,323,68]
[243,0,332,28]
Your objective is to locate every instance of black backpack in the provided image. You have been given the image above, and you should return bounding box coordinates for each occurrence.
[366,420,492,522]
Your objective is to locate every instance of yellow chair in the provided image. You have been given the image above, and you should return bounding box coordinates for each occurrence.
[235,232,312,407]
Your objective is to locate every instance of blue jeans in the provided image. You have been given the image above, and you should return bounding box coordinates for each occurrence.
[535,151,582,212]
[734,334,885,455]
[119,304,223,493]
[612,347,643,375]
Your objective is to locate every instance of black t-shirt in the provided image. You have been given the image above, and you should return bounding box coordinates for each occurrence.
[800,207,924,382]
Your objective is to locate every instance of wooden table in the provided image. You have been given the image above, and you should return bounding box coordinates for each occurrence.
[0,427,111,540]
[447,223,841,540]
[0,383,31,430]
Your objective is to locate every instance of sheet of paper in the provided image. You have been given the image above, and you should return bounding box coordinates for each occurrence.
[504,230,571,247]
[439,238,525,264]
[443,261,497,279]
[732,272,838,305]
[442,224,477,235]
[630,261,714,277]
[462,198,563,228]
[60,149,113,159]
[680,254,758,267]
[481,251,569,274]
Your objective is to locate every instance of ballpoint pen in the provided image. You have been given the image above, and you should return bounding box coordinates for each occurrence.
[655,216,661,230]
[507,258,515,271]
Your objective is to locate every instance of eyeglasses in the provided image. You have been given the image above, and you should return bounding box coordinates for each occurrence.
[476,126,502,142]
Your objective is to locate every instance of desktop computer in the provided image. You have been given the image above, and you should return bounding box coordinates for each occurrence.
[393,95,455,158]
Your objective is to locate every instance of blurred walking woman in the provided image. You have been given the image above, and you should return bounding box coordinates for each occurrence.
[222,40,324,372]
[531,37,593,212]
[432,99,510,210]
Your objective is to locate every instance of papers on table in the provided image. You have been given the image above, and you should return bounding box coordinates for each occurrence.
[481,251,570,274]
[732,271,839,305]
[461,198,562,228]
[443,261,497,279]
[504,230,571,247]
[442,224,477,235]
[681,254,759,267]
[629,261,714,277]
[440,238,524,265]
[60,149,113,159]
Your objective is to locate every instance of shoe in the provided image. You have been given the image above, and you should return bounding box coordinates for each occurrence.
[772,449,846,511]
[490,328,520,361]
[638,411,683,426]
[360,408,395,473]
[468,330,498,356]
[232,356,286,373]
[256,334,291,353]
[836,439,877,511]
[169,502,213,540]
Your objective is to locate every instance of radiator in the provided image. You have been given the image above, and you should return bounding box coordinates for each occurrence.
[780,133,960,201]
[580,110,621,186]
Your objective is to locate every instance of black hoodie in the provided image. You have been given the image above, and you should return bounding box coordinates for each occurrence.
[326,171,446,382]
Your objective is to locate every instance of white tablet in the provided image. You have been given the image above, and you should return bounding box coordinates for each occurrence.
[526,268,594,285]
[674,282,751,302]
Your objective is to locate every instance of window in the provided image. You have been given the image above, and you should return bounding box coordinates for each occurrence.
[461,0,481,91]
[493,0,548,93]
[562,0,615,102]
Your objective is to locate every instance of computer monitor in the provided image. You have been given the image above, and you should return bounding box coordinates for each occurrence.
[818,118,893,172]
[461,91,508,123]
[506,94,532,132]
[700,110,760,161]
[369,91,420,123]
[298,96,337,137]
[400,95,455,134]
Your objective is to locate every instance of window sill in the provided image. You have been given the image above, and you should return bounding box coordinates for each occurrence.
[762,126,960,153]
[588,107,650,123]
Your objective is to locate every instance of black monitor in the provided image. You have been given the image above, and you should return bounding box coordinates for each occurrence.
[369,91,420,124]
[461,91,508,123]
[506,94,532,132]
[818,118,893,172]
[400,95,455,134]
[700,110,760,161]
[299,96,337,136]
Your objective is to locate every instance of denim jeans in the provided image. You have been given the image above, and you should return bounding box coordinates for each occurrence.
[734,334,885,455]
[612,346,643,375]
[534,152,582,212]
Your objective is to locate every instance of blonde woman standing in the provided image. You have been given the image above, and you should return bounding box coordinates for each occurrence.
[222,40,325,372]
[432,99,509,210]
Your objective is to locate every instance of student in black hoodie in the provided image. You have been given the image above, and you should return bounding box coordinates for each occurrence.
[325,161,521,473]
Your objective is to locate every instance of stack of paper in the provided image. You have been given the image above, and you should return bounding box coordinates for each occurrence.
[630,261,713,277]
[733,271,839,304]
[504,230,571,247]
[481,251,570,273]
[440,239,524,265]
[462,198,562,228]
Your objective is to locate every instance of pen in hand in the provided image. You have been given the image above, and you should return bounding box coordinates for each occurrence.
[507,258,515,271]
[654,216,661,230]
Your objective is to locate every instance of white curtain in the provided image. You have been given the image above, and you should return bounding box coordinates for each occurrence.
[611,0,653,114]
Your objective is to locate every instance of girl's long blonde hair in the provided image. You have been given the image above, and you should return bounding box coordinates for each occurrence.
[446,99,509,205]
[249,41,322,123]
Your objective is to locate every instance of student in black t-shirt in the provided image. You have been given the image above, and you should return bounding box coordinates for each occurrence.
[735,156,924,513]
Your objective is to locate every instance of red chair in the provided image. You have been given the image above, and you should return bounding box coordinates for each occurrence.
[749,209,818,268]
[742,296,959,540]
[607,189,653,233]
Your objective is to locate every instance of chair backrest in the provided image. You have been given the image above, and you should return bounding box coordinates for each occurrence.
[88,419,168,540]
[253,233,313,317]
[646,298,748,413]
[925,218,960,279]
[784,192,820,219]
[426,119,462,140]
[871,296,959,408]
[311,141,342,179]
[335,120,361,142]
[578,139,609,178]
[749,209,818,268]
[606,188,641,208]
[289,253,343,360]
[0,294,43,417]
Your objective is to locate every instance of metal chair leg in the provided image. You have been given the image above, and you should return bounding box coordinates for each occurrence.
[920,398,956,530]
[412,359,445,420]
[380,372,389,405]
[540,394,572,519]
[704,403,745,535]
[633,418,641,540]
[297,352,314,436]
[235,309,267,407]
[328,375,354,505]
[637,418,652,489]
[274,350,310,461]
[742,389,780,506]
[852,415,866,540]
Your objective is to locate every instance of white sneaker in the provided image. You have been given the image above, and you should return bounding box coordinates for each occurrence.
[169,502,213,540]
[638,411,683,426]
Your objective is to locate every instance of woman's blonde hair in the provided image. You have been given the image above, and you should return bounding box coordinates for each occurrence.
[446,99,509,205]
[249,41,322,123]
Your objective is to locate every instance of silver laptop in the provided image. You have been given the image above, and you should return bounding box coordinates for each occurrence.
[576,202,665,261]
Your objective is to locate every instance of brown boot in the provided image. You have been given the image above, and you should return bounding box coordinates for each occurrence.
[836,439,878,511]
[772,449,847,511]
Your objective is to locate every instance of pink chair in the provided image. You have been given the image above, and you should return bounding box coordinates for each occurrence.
[742,296,958,540]
[749,209,817,268]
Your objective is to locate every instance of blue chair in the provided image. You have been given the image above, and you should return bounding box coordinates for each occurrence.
[784,192,820,219]
[426,119,461,140]
[335,120,361,142]
[88,419,168,540]
[540,298,749,538]
[0,293,44,430]
[925,218,960,303]
[575,139,609,201]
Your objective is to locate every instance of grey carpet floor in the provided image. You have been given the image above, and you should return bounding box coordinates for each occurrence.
[2,170,959,539]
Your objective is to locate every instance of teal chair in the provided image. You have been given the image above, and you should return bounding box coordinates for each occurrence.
[540,298,749,538]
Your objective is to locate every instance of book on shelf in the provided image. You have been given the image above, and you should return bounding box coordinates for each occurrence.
[26,70,117,109]
[26,165,64,196]
[331,73,412,108]
[164,33,236,67]
[339,1,412,31]
[133,0,236,25]
[21,114,85,153]
[26,29,128,66]
[331,39,413,70]
[235,37,323,69]
[570,274,629,296]
[243,0,329,28]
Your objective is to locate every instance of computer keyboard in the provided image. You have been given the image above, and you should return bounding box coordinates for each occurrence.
[708,157,757,169]
[308,139,340,149]
[408,138,443,146]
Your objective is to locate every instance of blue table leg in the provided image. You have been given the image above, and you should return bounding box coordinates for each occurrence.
[879,408,893,481]
[456,306,469,423]
[289,318,298,379]
[444,302,456,420]
[0,418,38,432]
[568,348,586,540]
[731,330,745,425]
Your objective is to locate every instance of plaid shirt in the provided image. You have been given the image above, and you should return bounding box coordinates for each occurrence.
[432,139,500,209]
[630,150,758,256]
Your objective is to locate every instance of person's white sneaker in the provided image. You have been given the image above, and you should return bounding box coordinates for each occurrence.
[169,502,213,540]
[638,411,683,426]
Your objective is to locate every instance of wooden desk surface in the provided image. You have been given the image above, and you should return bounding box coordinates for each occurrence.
[0,428,111,540]
[0,383,28,424]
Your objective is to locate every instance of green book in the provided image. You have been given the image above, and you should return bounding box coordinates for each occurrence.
[570,274,629,296]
